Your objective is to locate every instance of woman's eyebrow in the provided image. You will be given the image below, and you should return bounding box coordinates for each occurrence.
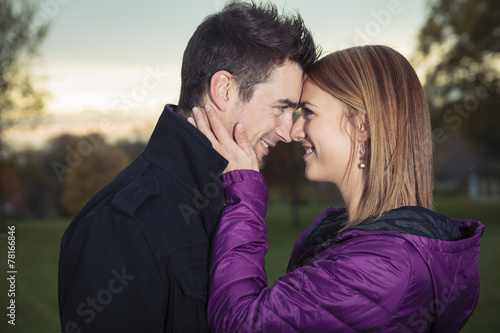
[300,101,318,108]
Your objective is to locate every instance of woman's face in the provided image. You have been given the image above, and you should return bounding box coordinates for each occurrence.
[291,79,356,186]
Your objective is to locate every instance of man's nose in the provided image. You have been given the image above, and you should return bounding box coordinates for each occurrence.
[275,113,293,143]
[291,116,305,142]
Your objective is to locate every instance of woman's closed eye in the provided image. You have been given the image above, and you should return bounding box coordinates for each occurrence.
[302,107,314,116]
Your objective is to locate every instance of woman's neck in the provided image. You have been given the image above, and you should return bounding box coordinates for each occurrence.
[339,174,364,227]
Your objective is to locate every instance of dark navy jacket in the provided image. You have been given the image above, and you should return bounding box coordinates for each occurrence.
[58,104,227,332]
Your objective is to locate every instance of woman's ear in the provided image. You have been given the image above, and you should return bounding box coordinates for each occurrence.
[209,71,233,112]
[356,114,370,141]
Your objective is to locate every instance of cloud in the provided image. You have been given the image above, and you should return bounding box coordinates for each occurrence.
[5,108,160,150]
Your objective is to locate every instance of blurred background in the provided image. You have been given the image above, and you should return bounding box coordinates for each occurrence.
[0,0,498,331]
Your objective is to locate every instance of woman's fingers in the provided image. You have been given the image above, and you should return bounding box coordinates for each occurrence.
[203,105,233,145]
[192,106,218,145]
[234,123,259,171]
[191,104,258,173]
[234,123,253,155]
[187,117,197,128]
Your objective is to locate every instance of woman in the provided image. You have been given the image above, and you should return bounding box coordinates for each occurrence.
[190,45,483,332]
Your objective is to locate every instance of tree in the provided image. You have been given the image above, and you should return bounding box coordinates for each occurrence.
[0,0,50,229]
[116,139,147,161]
[0,155,27,218]
[413,0,500,175]
[61,145,131,216]
[46,132,106,216]
[0,0,50,135]
[0,133,139,219]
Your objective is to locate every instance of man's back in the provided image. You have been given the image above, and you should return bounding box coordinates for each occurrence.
[58,105,227,332]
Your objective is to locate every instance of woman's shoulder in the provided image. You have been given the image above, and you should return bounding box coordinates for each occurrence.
[344,206,480,241]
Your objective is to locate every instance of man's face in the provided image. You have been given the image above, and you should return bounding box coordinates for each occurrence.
[230,61,304,169]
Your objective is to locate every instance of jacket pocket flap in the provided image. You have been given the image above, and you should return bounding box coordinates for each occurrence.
[171,261,208,302]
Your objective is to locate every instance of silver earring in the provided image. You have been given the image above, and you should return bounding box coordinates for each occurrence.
[359,139,366,169]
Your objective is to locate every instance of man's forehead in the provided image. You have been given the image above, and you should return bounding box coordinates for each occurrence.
[254,61,303,106]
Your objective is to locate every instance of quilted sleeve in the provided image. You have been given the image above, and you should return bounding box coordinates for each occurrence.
[208,170,432,333]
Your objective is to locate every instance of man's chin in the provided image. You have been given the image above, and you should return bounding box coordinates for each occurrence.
[253,147,266,171]
[257,156,266,171]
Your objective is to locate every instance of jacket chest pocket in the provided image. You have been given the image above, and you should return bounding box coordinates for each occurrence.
[165,261,210,332]
[170,261,208,302]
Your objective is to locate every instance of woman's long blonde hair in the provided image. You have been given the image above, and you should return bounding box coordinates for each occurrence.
[307,45,433,223]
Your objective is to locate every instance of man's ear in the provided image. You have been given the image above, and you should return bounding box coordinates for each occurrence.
[209,71,234,112]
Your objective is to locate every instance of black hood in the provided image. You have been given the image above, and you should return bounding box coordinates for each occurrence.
[349,206,463,241]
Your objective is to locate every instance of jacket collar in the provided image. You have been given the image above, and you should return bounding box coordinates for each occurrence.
[349,206,464,241]
[289,205,483,271]
[311,206,472,242]
[143,104,228,195]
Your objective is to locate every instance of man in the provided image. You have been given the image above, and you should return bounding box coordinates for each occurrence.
[58,1,317,332]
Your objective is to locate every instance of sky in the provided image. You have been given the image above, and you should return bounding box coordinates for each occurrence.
[6,0,428,149]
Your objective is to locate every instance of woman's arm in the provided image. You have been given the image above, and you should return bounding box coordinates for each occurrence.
[208,170,429,333]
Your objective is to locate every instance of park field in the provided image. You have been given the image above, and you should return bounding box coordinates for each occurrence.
[0,197,499,332]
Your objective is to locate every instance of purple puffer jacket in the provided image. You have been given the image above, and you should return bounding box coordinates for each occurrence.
[208,170,483,333]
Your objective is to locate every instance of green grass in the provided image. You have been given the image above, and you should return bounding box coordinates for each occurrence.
[0,197,498,332]
[433,198,500,332]
[0,220,67,333]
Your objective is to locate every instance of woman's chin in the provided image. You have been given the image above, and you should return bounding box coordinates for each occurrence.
[305,170,321,183]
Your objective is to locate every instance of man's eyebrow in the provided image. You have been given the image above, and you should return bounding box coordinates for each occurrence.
[276,99,299,110]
